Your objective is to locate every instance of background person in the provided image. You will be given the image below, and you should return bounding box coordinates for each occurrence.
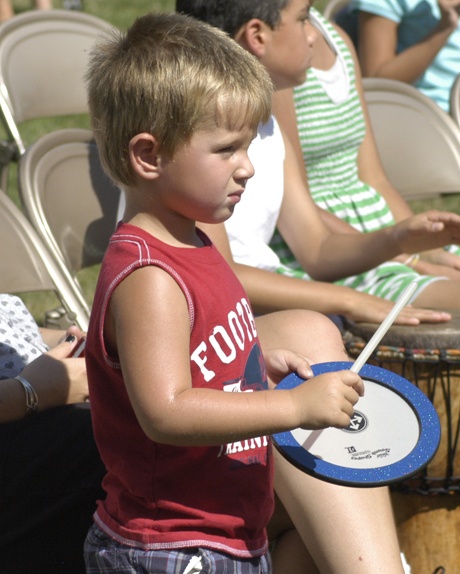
[0,293,105,573]
[350,0,460,112]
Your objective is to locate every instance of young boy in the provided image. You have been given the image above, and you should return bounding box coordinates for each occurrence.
[175,2,442,573]
[176,0,460,326]
[83,12,363,573]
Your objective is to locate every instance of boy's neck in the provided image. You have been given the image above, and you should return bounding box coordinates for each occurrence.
[124,210,203,248]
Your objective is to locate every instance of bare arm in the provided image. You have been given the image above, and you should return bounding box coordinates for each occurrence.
[273,27,460,277]
[108,264,364,447]
[277,126,460,280]
[272,71,412,242]
[357,5,459,82]
[345,24,460,276]
[39,327,69,348]
[341,28,413,221]
[0,330,88,423]
[272,87,361,235]
[199,222,450,325]
[271,68,413,267]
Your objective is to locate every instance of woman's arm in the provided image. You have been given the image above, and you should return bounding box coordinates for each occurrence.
[277,125,460,279]
[345,23,460,276]
[339,26,414,221]
[274,24,460,278]
[0,330,88,423]
[357,7,459,82]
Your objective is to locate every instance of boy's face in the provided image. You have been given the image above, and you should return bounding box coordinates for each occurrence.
[157,124,256,225]
[261,0,316,90]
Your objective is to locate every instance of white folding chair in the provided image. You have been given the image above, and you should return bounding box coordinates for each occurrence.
[0,9,113,189]
[0,189,91,329]
[362,77,460,200]
[18,128,122,328]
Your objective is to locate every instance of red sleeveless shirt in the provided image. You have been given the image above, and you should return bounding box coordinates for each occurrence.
[86,223,273,557]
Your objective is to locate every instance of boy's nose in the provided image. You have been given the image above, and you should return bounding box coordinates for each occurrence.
[242,156,255,180]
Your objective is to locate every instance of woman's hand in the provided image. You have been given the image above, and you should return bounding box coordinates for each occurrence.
[438,0,460,29]
[391,210,460,254]
[20,329,89,408]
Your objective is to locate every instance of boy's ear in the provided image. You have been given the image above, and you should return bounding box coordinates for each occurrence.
[129,133,162,180]
[234,18,268,59]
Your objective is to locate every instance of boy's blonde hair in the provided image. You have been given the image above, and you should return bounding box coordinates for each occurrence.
[86,12,273,189]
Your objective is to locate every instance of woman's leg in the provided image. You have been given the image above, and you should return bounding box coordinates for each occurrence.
[268,492,320,574]
[413,279,460,310]
[255,309,348,367]
[256,310,404,573]
[272,450,403,574]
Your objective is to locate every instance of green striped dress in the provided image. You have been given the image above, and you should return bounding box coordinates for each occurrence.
[270,7,445,302]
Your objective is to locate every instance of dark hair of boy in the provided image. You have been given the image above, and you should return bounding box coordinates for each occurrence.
[176,0,291,37]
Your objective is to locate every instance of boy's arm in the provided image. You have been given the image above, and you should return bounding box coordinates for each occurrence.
[107,264,363,445]
[199,222,448,326]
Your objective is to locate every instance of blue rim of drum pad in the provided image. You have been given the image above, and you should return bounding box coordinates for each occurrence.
[272,361,441,487]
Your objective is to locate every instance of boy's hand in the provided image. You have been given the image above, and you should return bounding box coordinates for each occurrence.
[291,370,364,430]
[392,210,460,254]
[263,347,313,388]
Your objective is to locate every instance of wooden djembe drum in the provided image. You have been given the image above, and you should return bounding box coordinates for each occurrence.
[344,313,460,574]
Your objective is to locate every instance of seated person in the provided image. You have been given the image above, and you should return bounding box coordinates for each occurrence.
[0,293,105,574]
[0,293,380,574]
[270,6,460,308]
[0,0,52,23]
[176,0,460,572]
[350,0,460,112]
[175,0,460,328]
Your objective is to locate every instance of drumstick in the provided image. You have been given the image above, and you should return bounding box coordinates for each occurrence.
[350,281,418,374]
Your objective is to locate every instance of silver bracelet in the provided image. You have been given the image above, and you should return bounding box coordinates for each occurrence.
[14,375,39,415]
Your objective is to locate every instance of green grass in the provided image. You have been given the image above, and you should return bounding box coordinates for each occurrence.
[9,0,460,322]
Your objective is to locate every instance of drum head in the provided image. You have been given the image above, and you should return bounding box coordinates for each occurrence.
[272,362,441,487]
